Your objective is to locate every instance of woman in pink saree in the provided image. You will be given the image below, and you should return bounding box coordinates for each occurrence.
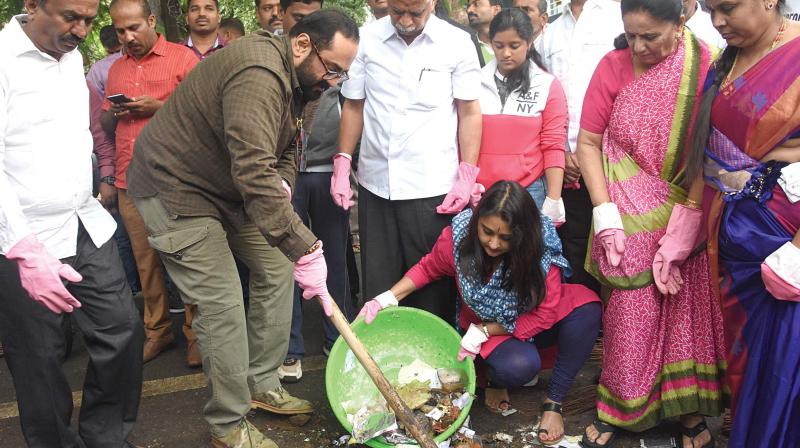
[577,0,726,447]
[683,1,800,446]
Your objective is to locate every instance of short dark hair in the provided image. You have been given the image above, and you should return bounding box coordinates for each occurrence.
[488,0,502,6]
[288,9,359,50]
[220,17,245,35]
[99,25,120,50]
[109,0,152,18]
[280,0,323,11]
[537,0,547,14]
[186,0,219,11]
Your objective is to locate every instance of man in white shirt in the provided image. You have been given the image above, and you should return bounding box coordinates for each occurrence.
[0,1,143,446]
[332,0,482,320]
[513,0,548,54]
[684,0,726,49]
[540,0,622,294]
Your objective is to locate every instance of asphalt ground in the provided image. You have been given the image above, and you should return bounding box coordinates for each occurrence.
[0,294,729,448]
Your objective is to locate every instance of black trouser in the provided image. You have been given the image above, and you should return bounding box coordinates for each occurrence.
[358,186,457,323]
[289,172,354,356]
[557,180,601,294]
[0,223,143,448]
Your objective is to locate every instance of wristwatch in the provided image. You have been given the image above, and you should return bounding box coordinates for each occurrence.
[100,176,116,186]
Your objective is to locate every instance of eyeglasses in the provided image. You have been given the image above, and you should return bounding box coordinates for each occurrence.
[311,41,349,81]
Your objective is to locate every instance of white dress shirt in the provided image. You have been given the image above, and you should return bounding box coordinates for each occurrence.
[686,2,726,50]
[341,15,481,200]
[540,0,622,152]
[0,15,116,258]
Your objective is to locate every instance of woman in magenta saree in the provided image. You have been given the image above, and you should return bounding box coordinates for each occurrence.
[691,2,800,446]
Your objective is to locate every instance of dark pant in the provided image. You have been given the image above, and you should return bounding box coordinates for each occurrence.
[0,223,144,448]
[484,302,601,402]
[558,180,601,294]
[112,210,140,294]
[358,186,457,322]
[289,172,354,357]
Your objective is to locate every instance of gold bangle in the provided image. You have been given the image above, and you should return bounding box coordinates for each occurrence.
[684,198,701,210]
[304,240,321,255]
[481,324,490,339]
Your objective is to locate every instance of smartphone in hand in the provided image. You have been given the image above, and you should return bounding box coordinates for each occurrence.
[107,94,133,104]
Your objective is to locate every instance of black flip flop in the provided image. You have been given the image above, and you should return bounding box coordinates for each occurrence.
[537,402,564,446]
[680,419,715,448]
[581,419,618,448]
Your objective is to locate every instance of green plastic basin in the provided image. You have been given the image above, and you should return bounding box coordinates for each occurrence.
[325,307,476,447]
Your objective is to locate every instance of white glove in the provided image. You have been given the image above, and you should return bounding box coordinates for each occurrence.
[592,202,624,234]
[762,241,800,302]
[541,196,566,226]
[460,323,489,354]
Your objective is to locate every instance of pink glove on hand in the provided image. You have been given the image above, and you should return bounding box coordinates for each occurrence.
[281,179,292,200]
[293,242,333,316]
[330,153,354,210]
[357,290,399,324]
[761,241,800,302]
[593,202,626,268]
[653,204,702,295]
[6,234,83,313]
[437,162,480,214]
[469,183,485,209]
[458,323,488,361]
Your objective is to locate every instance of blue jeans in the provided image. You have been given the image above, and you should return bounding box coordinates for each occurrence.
[525,176,547,210]
[287,172,354,358]
[483,302,601,402]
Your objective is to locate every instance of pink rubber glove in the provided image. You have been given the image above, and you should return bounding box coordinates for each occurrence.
[281,179,292,200]
[356,290,399,324]
[597,229,626,268]
[6,234,83,313]
[437,162,480,214]
[458,323,488,361]
[293,242,333,316]
[330,153,354,210]
[761,241,800,302]
[653,204,702,295]
[469,183,485,209]
[593,202,626,268]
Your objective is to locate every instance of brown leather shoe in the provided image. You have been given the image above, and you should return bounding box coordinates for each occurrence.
[143,336,175,363]
[186,339,202,368]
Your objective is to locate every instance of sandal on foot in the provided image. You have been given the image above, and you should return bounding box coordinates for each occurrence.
[537,402,564,446]
[581,419,618,448]
[487,399,511,415]
[680,419,714,448]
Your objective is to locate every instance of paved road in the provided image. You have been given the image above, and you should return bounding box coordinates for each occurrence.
[0,297,728,447]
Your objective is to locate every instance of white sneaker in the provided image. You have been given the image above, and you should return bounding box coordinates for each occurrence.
[523,374,539,387]
[278,358,302,383]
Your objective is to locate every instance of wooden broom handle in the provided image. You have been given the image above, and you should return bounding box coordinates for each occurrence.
[320,296,438,448]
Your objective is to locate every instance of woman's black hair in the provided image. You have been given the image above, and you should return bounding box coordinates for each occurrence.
[613,0,683,49]
[488,8,547,95]
[458,181,547,313]
[684,0,786,185]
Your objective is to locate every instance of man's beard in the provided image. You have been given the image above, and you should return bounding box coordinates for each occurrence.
[296,55,329,102]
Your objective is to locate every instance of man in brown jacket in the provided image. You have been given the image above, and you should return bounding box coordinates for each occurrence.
[126,10,358,448]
